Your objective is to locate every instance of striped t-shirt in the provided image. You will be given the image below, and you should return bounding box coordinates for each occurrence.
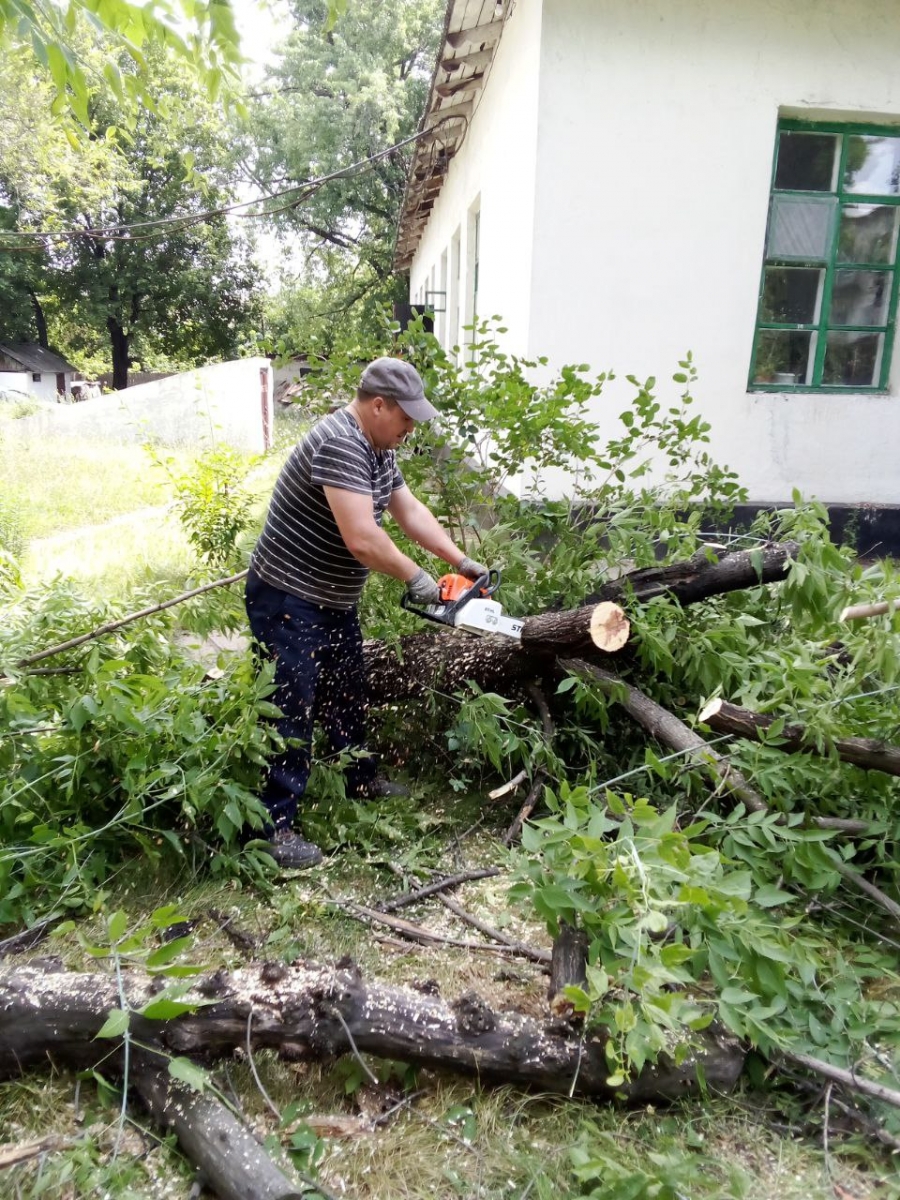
[250,408,405,609]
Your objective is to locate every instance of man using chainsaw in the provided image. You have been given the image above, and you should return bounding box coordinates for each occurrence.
[246,357,488,869]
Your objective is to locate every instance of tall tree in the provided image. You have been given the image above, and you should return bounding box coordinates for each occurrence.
[0,44,262,387]
[250,0,443,350]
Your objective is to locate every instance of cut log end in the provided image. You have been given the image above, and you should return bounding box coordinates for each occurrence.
[589,602,630,653]
[697,697,724,725]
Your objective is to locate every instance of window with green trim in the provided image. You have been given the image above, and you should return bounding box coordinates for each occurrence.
[749,120,900,391]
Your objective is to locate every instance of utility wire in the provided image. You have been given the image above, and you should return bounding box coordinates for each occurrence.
[0,116,461,250]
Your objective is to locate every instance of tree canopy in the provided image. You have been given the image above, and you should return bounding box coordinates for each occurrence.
[0,0,243,128]
[250,0,443,352]
[0,40,262,385]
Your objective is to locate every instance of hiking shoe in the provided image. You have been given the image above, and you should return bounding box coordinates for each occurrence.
[355,777,409,800]
[262,829,324,870]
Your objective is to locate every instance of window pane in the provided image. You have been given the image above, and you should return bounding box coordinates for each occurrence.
[843,134,900,196]
[838,204,900,264]
[752,330,813,385]
[761,267,822,323]
[829,270,891,326]
[767,194,838,260]
[822,331,883,386]
[775,132,839,191]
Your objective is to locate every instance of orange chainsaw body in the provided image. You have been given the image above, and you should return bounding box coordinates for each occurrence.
[437,573,478,602]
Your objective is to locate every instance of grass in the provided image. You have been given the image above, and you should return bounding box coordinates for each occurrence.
[0,420,294,600]
[1,413,898,1200]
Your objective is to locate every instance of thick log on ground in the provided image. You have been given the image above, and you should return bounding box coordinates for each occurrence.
[365,542,798,704]
[699,698,900,778]
[0,960,744,1105]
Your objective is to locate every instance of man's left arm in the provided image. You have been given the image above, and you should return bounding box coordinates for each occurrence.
[387,486,468,568]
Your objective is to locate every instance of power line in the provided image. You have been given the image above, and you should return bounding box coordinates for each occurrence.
[0,117,461,250]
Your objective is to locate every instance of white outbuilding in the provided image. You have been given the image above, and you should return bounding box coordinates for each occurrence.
[0,342,77,403]
[397,0,900,524]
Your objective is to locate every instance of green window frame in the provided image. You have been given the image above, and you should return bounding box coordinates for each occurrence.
[749,118,900,393]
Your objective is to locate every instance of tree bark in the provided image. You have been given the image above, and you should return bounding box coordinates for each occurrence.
[108,315,130,391]
[27,289,48,349]
[364,543,798,705]
[0,960,744,1105]
[698,698,900,778]
[548,922,589,1019]
[130,1051,300,1200]
[588,541,799,607]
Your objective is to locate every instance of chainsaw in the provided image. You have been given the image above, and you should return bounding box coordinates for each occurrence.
[401,569,524,640]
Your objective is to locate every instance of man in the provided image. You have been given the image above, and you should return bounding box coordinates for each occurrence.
[246,357,487,869]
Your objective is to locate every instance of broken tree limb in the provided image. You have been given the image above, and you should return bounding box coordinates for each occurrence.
[379,867,501,913]
[0,960,744,1105]
[129,1049,300,1200]
[588,541,799,607]
[364,542,799,705]
[11,570,249,671]
[840,599,899,622]
[783,1050,900,1112]
[561,659,768,813]
[565,661,900,926]
[336,899,551,964]
[698,698,900,778]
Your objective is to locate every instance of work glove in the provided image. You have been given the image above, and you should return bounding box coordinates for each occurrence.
[457,555,489,581]
[406,567,441,605]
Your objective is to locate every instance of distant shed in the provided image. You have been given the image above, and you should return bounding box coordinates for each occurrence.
[0,342,77,402]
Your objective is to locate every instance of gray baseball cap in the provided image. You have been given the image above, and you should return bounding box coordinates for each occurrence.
[359,357,438,421]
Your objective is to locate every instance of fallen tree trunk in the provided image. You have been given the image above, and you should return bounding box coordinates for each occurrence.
[0,960,744,1105]
[365,542,798,704]
[698,698,900,777]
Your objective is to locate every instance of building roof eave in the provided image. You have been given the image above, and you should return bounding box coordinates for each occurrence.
[393,0,510,273]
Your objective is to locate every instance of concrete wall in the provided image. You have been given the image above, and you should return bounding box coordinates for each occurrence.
[410,0,544,359]
[526,0,900,504]
[4,358,274,452]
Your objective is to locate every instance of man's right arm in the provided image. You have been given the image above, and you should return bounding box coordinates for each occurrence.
[323,486,420,583]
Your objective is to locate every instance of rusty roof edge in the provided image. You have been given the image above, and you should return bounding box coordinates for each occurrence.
[392,0,508,273]
[391,0,457,272]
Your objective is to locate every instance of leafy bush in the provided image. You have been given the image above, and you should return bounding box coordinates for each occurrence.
[0,578,276,927]
[158,444,258,567]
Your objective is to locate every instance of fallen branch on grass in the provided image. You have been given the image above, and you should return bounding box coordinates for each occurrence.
[11,570,249,670]
[565,660,900,927]
[698,698,900,778]
[379,867,501,914]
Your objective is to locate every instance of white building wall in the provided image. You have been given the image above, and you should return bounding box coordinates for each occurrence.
[410,0,544,358]
[526,0,900,503]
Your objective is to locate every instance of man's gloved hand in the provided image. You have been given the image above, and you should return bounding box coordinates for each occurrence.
[457,555,489,581]
[406,567,441,605]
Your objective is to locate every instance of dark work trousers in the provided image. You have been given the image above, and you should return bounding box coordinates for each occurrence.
[245,568,377,832]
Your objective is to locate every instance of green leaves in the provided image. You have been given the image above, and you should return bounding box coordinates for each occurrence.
[95,1006,130,1039]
